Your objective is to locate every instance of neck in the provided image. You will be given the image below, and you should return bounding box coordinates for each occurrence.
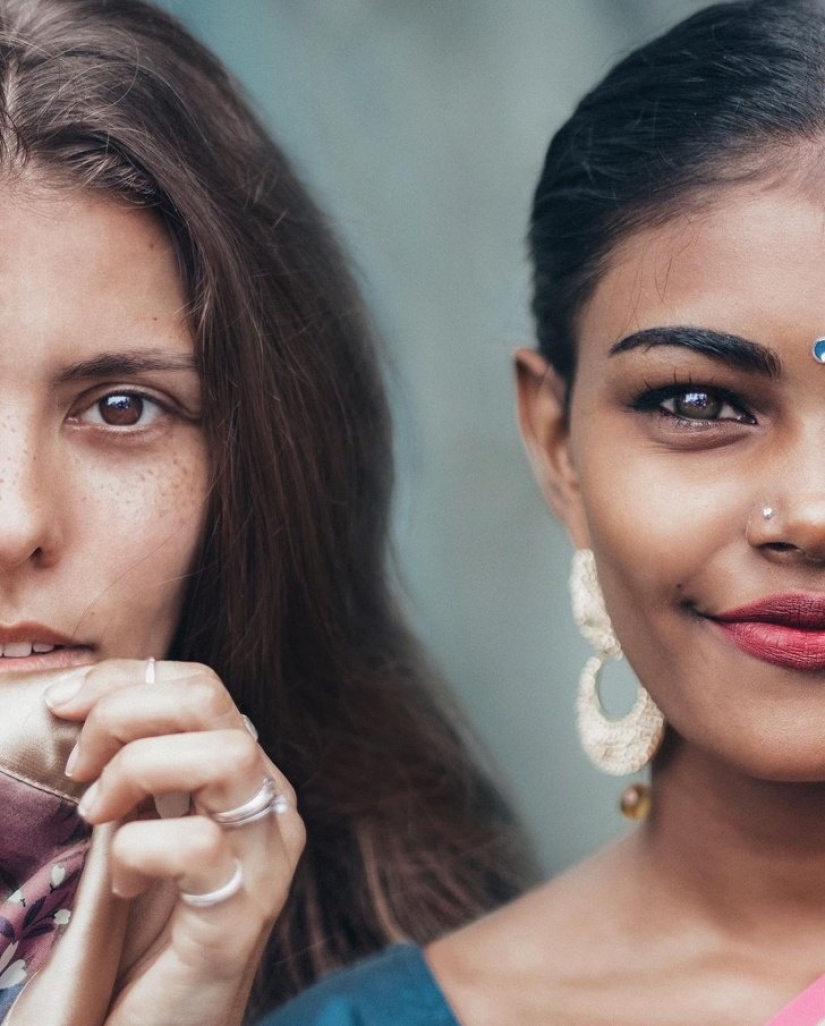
[640,743,825,941]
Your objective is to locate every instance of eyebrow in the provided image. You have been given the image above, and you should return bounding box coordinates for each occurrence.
[609,326,781,378]
[54,349,198,384]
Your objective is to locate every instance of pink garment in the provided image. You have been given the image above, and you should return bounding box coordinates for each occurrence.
[766,975,825,1026]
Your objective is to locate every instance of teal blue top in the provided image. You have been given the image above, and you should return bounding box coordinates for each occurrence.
[259,944,459,1026]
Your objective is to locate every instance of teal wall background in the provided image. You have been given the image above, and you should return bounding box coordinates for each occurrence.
[160,0,711,872]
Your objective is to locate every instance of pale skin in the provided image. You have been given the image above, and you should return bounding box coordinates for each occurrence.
[0,183,304,1025]
[428,173,825,1025]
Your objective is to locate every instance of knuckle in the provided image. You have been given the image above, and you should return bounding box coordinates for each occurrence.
[110,821,141,869]
[222,731,261,775]
[281,779,298,804]
[286,815,307,859]
[85,694,122,738]
[185,816,225,862]
[188,676,234,724]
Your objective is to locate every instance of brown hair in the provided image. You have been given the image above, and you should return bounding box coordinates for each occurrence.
[0,0,534,1015]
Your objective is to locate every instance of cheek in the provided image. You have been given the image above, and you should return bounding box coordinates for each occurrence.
[571,430,748,664]
[79,441,210,626]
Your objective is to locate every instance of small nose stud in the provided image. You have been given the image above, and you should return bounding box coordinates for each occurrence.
[762,506,776,520]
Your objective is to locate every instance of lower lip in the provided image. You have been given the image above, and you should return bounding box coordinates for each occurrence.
[714,621,825,671]
[0,647,94,674]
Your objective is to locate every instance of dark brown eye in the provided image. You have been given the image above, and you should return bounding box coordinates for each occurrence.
[98,394,144,426]
[670,391,721,419]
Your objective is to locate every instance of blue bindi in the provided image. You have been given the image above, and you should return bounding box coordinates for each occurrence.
[813,338,825,363]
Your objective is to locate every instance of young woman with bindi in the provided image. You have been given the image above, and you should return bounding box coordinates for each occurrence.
[262,1,825,1023]
[0,1,532,1023]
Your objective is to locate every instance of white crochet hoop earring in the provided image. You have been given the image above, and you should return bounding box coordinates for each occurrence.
[570,549,665,776]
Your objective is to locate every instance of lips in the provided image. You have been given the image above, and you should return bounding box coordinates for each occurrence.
[0,623,93,671]
[711,594,825,671]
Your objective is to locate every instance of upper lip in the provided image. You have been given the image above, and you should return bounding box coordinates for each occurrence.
[711,594,825,629]
[0,622,86,647]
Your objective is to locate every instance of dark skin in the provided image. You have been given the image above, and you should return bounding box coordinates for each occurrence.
[427,177,825,1024]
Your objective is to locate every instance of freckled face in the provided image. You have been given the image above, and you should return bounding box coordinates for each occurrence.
[560,181,825,781]
[0,186,208,671]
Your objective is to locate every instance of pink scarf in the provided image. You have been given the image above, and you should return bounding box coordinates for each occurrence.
[766,976,825,1026]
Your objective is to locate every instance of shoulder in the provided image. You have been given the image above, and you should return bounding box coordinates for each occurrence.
[259,944,460,1026]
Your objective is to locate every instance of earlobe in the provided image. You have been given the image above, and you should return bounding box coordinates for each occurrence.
[514,348,588,543]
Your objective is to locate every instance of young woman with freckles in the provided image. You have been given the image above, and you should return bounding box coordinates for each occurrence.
[0,2,533,1024]
[261,2,825,1025]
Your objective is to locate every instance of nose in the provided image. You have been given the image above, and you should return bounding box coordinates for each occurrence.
[748,495,825,565]
[0,424,61,571]
[745,416,825,565]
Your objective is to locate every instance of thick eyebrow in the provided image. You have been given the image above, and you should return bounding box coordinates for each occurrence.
[609,326,781,378]
[54,349,198,384]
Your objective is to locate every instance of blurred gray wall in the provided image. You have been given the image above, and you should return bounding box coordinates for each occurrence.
[160,0,711,872]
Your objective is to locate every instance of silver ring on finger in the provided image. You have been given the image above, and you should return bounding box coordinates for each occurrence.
[179,858,244,909]
[210,775,292,828]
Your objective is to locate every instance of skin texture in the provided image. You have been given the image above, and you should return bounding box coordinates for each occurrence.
[0,186,207,665]
[0,186,304,1026]
[427,177,825,1024]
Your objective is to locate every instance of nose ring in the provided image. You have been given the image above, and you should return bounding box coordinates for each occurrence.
[762,506,776,521]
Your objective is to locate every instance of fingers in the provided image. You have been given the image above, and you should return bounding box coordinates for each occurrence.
[46,659,244,783]
[111,817,238,900]
[36,656,305,1026]
[111,814,302,902]
[43,655,305,902]
[77,728,295,825]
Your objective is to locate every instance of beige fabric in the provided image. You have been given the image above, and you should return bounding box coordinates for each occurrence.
[0,674,85,804]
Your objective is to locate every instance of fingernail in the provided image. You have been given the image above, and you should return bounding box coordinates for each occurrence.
[65,743,79,779]
[44,676,85,709]
[77,782,98,820]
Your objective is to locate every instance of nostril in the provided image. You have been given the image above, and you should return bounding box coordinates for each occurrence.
[766,542,798,552]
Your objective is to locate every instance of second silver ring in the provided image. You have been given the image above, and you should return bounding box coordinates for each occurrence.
[210,775,291,828]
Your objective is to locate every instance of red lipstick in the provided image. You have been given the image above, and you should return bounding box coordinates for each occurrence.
[711,594,825,671]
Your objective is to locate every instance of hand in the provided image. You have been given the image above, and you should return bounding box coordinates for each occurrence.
[40,658,305,1026]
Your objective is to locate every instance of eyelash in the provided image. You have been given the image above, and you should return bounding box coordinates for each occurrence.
[630,383,756,426]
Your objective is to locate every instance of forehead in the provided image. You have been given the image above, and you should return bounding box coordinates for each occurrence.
[0,183,191,379]
[576,179,825,360]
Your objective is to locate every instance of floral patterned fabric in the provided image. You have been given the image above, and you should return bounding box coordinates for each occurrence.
[0,764,91,1017]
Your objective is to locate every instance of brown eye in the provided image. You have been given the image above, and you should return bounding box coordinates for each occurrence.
[671,391,721,419]
[657,388,753,423]
[98,394,144,426]
[74,391,164,429]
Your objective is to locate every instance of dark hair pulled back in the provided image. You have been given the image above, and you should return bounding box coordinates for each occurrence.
[530,0,825,382]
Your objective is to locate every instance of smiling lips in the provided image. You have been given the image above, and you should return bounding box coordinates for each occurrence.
[712,595,825,670]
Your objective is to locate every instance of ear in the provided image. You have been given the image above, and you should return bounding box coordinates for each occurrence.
[515,348,590,549]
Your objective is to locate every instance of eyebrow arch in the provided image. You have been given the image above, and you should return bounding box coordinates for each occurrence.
[609,326,781,378]
[55,349,198,384]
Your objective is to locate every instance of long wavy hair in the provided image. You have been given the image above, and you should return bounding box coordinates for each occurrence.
[0,0,534,1015]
